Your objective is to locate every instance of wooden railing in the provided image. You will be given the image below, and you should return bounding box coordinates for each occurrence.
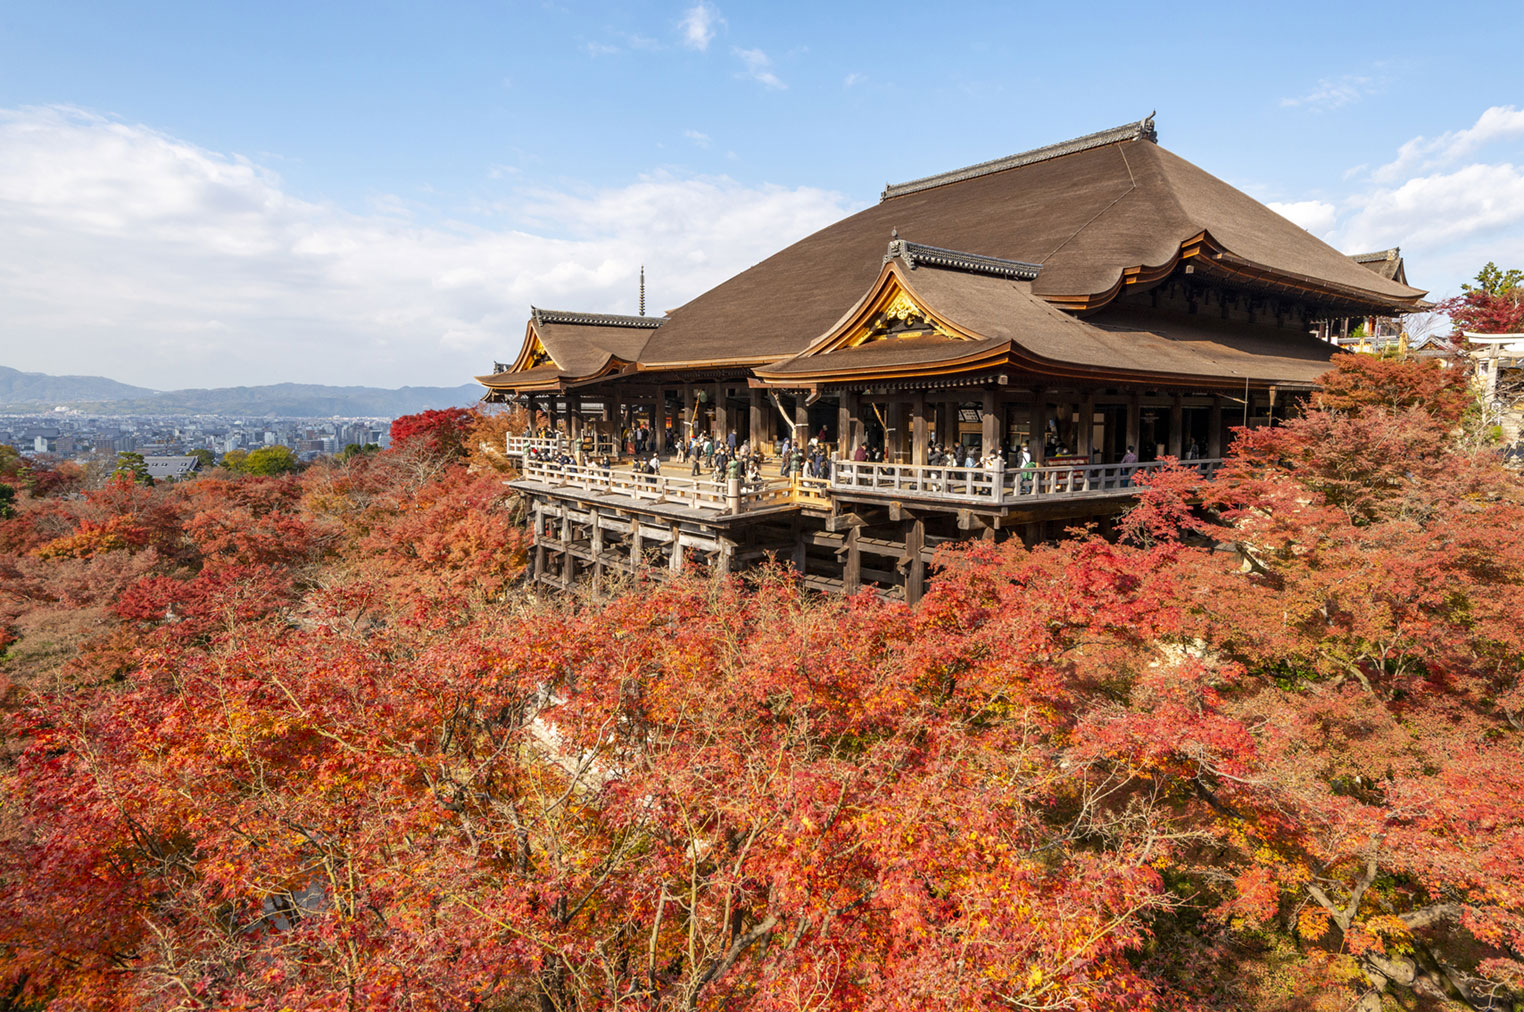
[518,453,1221,512]
[519,459,795,515]
[507,434,625,459]
[831,458,1222,504]
[506,435,567,458]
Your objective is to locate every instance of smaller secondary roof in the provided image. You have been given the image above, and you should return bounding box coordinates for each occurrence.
[477,309,664,393]
[756,240,1339,389]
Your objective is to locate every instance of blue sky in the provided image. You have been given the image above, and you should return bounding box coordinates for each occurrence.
[2,1,1521,389]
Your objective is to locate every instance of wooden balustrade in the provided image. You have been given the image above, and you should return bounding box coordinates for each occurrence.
[520,459,794,515]
[831,458,1221,504]
[519,453,1221,512]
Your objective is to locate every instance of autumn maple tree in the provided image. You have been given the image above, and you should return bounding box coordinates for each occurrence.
[1,378,1522,1012]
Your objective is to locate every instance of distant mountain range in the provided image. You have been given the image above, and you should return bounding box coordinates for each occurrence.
[0,366,484,417]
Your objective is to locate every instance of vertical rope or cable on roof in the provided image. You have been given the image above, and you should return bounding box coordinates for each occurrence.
[1039,144,1140,264]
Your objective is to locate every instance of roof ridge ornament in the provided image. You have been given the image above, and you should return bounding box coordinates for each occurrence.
[531,308,664,329]
[880,113,1159,201]
[884,238,1041,280]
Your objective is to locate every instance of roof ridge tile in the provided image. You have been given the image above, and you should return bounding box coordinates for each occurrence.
[531,307,665,329]
[884,237,1041,280]
[880,114,1157,201]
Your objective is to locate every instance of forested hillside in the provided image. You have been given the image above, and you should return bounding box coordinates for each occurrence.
[1,358,1522,1012]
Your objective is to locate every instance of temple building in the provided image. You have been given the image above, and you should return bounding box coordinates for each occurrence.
[477,116,1426,601]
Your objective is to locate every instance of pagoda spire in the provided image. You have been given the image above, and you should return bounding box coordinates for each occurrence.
[639,265,646,317]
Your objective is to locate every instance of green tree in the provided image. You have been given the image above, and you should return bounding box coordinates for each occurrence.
[0,482,14,519]
[111,451,154,486]
[187,448,216,472]
[239,445,300,476]
[337,443,379,463]
[1461,261,1523,296]
[221,449,249,472]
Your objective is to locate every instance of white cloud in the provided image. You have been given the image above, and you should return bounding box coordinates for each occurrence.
[1266,199,1338,237]
[683,128,711,148]
[733,47,785,89]
[1369,105,1524,183]
[843,72,866,88]
[1280,73,1382,111]
[1337,162,1524,251]
[0,105,857,388]
[583,41,620,57]
[678,2,721,51]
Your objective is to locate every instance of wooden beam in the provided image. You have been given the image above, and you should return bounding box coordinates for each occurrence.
[826,511,868,532]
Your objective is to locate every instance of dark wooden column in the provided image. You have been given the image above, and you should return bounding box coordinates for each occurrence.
[568,394,583,445]
[681,382,693,443]
[844,526,861,592]
[712,382,725,440]
[1078,390,1095,459]
[887,401,907,462]
[904,517,926,604]
[749,388,765,450]
[655,392,668,453]
[793,396,809,445]
[981,387,998,457]
[911,392,928,465]
[838,391,854,457]
[1126,391,1141,458]
[1031,388,1048,465]
[1208,395,1225,458]
[1168,394,1184,457]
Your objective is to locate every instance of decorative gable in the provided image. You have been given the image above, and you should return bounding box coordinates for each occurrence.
[842,284,960,348]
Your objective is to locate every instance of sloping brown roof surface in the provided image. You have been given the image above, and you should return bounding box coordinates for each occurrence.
[534,319,656,376]
[476,362,569,390]
[641,133,1423,369]
[761,266,1339,387]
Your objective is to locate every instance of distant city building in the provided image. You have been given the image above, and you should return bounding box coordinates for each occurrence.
[142,455,200,481]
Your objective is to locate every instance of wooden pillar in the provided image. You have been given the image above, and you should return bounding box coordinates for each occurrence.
[630,520,643,569]
[838,392,853,458]
[1078,390,1095,459]
[1208,395,1225,458]
[1168,394,1183,458]
[981,387,998,457]
[911,392,928,466]
[669,526,684,574]
[681,383,693,442]
[1030,389,1047,465]
[568,394,583,445]
[532,505,546,580]
[608,389,623,453]
[655,393,668,453]
[1126,391,1141,459]
[844,525,861,592]
[561,513,574,586]
[749,388,765,450]
[887,401,907,463]
[591,510,604,589]
[792,395,810,444]
[905,517,925,605]
[712,382,726,440]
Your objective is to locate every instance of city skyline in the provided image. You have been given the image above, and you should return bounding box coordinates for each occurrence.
[2,0,1521,390]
